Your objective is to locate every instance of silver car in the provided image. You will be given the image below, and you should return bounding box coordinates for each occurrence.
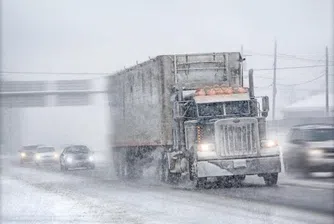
[59,145,95,171]
[284,124,334,177]
[34,146,59,166]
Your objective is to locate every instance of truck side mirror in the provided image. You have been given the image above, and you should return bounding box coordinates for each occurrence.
[262,96,269,112]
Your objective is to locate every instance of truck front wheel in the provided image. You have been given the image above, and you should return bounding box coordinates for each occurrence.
[263,173,278,186]
[189,158,207,188]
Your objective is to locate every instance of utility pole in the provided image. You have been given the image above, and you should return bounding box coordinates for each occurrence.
[241,45,244,57]
[325,46,329,116]
[272,40,277,121]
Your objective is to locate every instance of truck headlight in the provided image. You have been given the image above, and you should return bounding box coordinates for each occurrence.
[66,157,73,163]
[308,149,323,157]
[54,153,59,159]
[35,154,40,160]
[20,152,26,158]
[88,156,94,162]
[198,143,215,152]
[261,139,278,148]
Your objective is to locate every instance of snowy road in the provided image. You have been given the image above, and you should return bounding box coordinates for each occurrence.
[1,158,333,224]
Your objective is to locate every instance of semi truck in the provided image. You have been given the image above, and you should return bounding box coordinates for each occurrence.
[108,52,281,187]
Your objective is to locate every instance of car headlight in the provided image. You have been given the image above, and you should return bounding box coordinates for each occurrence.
[198,143,215,152]
[20,152,26,157]
[261,139,278,148]
[66,157,73,163]
[35,154,40,160]
[308,149,323,157]
[54,153,59,159]
[88,156,94,162]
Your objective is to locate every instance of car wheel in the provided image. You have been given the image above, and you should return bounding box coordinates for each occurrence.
[60,163,68,171]
[263,173,278,186]
[301,167,311,179]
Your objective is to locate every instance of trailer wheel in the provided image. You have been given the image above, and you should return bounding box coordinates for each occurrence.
[125,149,144,180]
[126,158,137,179]
[112,148,126,179]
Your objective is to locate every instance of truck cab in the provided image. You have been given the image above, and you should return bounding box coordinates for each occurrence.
[178,84,281,186]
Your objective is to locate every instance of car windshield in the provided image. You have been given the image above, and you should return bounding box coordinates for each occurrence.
[37,147,55,153]
[305,128,334,142]
[67,146,90,153]
[23,145,39,150]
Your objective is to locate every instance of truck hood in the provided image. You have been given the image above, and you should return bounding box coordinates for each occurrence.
[307,140,334,148]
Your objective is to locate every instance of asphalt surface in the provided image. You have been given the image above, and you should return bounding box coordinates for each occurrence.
[1,156,333,223]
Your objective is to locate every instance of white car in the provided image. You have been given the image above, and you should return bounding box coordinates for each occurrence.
[34,146,59,166]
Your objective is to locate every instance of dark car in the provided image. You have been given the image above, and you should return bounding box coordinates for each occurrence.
[59,145,95,171]
[18,145,41,164]
[284,124,334,177]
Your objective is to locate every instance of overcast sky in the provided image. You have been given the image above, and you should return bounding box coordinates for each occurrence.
[2,0,333,89]
[1,0,333,147]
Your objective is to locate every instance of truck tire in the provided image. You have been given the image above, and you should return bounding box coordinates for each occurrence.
[263,173,278,186]
[217,177,233,188]
[126,159,137,179]
[126,149,143,180]
[160,151,169,183]
[189,156,206,188]
[222,175,245,187]
[160,151,180,184]
[113,148,125,178]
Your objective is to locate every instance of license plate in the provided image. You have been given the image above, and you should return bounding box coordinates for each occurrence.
[233,159,247,168]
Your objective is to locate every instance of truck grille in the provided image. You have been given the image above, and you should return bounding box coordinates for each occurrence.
[215,118,260,157]
[323,148,334,158]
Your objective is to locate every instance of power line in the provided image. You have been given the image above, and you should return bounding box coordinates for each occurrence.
[255,84,272,89]
[253,64,333,71]
[245,50,334,63]
[254,76,277,80]
[278,53,330,62]
[276,73,325,87]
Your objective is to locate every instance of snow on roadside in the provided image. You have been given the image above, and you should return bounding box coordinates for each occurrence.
[1,176,97,224]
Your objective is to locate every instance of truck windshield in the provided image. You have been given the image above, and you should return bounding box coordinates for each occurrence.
[197,101,250,117]
[197,102,224,117]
